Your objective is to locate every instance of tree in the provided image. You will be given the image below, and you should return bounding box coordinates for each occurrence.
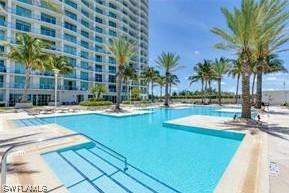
[229,59,242,104]
[212,57,231,105]
[156,52,181,107]
[90,84,107,99]
[168,73,180,100]
[254,0,289,108]
[188,63,205,103]
[7,33,50,102]
[123,65,138,101]
[211,0,261,119]
[46,54,73,103]
[141,67,159,102]
[157,75,166,101]
[131,88,141,100]
[107,37,135,111]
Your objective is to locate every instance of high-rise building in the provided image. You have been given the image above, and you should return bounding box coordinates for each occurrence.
[0,0,148,106]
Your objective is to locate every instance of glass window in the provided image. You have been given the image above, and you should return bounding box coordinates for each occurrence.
[40,78,54,89]
[109,30,117,37]
[0,15,5,26]
[0,30,4,40]
[16,6,31,18]
[108,75,116,83]
[41,13,56,24]
[16,20,31,32]
[41,26,56,37]
[81,30,89,38]
[80,81,88,91]
[81,9,89,18]
[64,45,76,55]
[64,21,77,32]
[95,55,102,62]
[64,33,76,43]
[95,65,102,72]
[65,10,77,20]
[81,19,89,28]
[81,51,89,59]
[80,71,89,80]
[109,21,116,28]
[95,26,103,33]
[65,0,77,9]
[95,17,103,24]
[109,66,116,73]
[81,40,89,49]
[67,57,76,66]
[109,85,116,92]
[14,76,25,88]
[95,7,103,14]
[95,35,103,43]
[109,57,116,64]
[109,12,117,19]
[95,74,102,82]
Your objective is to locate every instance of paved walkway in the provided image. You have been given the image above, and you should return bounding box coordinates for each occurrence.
[261,106,289,193]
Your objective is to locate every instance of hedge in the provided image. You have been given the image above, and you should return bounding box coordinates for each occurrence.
[80,100,113,106]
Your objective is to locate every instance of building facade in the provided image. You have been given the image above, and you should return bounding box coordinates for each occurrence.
[0,0,148,106]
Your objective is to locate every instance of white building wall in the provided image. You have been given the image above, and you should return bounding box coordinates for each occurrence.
[262,90,289,105]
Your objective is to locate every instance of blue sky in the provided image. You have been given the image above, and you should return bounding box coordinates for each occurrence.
[148,0,289,94]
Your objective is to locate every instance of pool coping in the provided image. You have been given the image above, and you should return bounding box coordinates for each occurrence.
[165,115,269,193]
[1,107,269,193]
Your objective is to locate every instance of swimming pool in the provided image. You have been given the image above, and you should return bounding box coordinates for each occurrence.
[39,106,243,193]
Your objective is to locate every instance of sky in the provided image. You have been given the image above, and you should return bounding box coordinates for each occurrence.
[148,0,289,94]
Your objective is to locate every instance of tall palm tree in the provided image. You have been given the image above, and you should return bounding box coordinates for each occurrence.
[211,0,261,119]
[46,54,73,102]
[157,75,166,101]
[213,57,231,105]
[168,73,180,100]
[254,0,289,109]
[7,33,50,102]
[189,63,205,103]
[265,54,288,74]
[90,84,107,99]
[123,65,138,101]
[107,37,135,111]
[156,52,181,107]
[229,59,242,104]
[141,67,159,102]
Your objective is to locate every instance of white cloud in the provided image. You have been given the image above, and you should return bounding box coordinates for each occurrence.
[193,50,200,55]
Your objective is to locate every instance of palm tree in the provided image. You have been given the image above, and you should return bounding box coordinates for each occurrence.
[157,75,166,101]
[90,84,107,99]
[229,59,242,104]
[254,0,289,109]
[141,67,159,102]
[123,65,138,101]
[46,54,73,103]
[189,63,205,103]
[7,33,50,102]
[211,0,261,119]
[168,73,180,101]
[107,37,135,111]
[156,52,180,107]
[213,57,231,105]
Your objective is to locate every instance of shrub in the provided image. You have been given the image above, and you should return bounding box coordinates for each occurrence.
[80,100,113,106]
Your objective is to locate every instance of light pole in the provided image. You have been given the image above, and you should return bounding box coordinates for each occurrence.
[129,80,132,105]
[53,69,60,112]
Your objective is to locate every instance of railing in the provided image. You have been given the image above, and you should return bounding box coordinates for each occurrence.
[0,133,128,193]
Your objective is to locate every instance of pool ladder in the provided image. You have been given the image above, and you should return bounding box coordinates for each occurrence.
[0,133,128,193]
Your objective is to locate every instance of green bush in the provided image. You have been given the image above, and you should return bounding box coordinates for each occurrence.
[80,100,113,106]
[88,98,106,102]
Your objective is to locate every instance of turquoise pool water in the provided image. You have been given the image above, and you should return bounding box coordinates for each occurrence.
[38,106,244,193]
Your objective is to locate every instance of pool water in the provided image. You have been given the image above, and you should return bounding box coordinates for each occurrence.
[40,106,243,193]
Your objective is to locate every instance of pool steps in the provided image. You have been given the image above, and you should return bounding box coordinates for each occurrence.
[42,146,181,193]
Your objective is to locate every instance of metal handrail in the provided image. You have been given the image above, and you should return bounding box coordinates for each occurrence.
[0,133,128,192]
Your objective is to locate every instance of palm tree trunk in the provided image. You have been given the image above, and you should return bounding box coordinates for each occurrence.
[235,75,240,104]
[164,72,169,106]
[201,79,204,104]
[22,69,30,102]
[241,62,251,119]
[208,80,212,104]
[204,81,208,104]
[251,73,256,104]
[126,80,129,101]
[160,85,162,101]
[151,81,154,102]
[115,75,122,111]
[255,71,262,109]
[218,78,221,105]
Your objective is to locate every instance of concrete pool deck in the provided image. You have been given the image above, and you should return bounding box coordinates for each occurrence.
[0,104,289,193]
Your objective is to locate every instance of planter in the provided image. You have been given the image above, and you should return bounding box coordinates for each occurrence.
[15,102,33,109]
